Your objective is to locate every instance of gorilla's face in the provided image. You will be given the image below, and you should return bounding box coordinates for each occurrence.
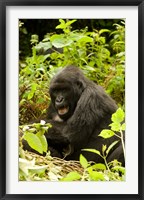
[49,81,75,120]
[49,67,86,120]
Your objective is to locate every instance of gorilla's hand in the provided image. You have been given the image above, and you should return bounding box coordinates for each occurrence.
[48,146,63,158]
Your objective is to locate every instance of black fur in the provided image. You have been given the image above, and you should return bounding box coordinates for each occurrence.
[45,66,125,165]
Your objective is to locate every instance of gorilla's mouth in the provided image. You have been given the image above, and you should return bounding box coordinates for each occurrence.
[58,106,69,115]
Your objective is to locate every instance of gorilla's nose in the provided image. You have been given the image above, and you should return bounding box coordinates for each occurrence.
[55,96,64,106]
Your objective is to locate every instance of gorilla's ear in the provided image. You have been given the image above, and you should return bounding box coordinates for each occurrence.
[76,79,86,89]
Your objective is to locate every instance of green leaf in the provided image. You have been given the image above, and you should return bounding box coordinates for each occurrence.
[23,132,43,154]
[35,42,52,51]
[109,122,121,132]
[65,19,77,27]
[99,29,110,35]
[36,132,48,153]
[106,141,119,156]
[89,171,105,181]
[88,163,106,171]
[121,123,126,130]
[62,171,81,181]
[27,92,34,100]
[102,145,107,154]
[56,19,76,30]
[82,149,102,157]
[56,19,66,29]
[79,154,88,169]
[94,163,106,170]
[50,35,73,48]
[112,108,125,123]
[77,36,93,43]
[99,130,115,139]
[31,83,37,92]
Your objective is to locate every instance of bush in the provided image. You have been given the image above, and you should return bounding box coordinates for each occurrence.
[19,19,125,124]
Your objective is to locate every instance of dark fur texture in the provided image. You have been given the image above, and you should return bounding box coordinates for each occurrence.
[45,66,125,165]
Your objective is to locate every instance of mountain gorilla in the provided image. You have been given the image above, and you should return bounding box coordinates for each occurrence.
[45,65,125,165]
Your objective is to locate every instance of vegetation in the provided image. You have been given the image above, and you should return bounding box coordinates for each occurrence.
[19,19,125,181]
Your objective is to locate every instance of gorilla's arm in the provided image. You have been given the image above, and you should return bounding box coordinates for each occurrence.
[45,120,69,145]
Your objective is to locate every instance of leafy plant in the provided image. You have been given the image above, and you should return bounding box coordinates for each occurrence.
[19,19,125,123]
[83,108,125,170]
[62,153,125,181]
[20,120,52,154]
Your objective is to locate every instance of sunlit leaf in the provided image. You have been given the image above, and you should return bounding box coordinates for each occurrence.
[51,35,73,48]
[36,132,48,153]
[106,141,119,156]
[109,122,121,132]
[23,132,43,154]
[99,130,115,139]
[62,171,81,181]
[121,123,126,131]
[79,154,88,169]
[112,108,125,123]
[89,171,105,181]
[82,149,102,157]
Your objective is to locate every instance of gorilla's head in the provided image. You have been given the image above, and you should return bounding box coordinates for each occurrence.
[49,66,86,120]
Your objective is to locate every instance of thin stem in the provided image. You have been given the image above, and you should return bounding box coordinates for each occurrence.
[102,150,110,171]
[103,156,110,172]
[120,130,125,160]
[81,169,87,181]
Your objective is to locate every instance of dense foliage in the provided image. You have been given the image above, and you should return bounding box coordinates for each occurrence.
[19,19,125,181]
[19,19,125,124]
[19,108,125,181]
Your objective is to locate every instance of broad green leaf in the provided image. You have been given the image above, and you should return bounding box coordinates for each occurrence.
[99,130,115,139]
[23,132,43,154]
[109,122,121,132]
[112,108,125,123]
[94,163,106,170]
[82,149,102,157]
[79,154,88,169]
[62,171,81,181]
[106,141,119,156]
[89,171,105,181]
[35,42,52,51]
[77,36,93,43]
[36,132,48,153]
[50,35,73,48]
[69,32,82,41]
[88,163,106,171]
